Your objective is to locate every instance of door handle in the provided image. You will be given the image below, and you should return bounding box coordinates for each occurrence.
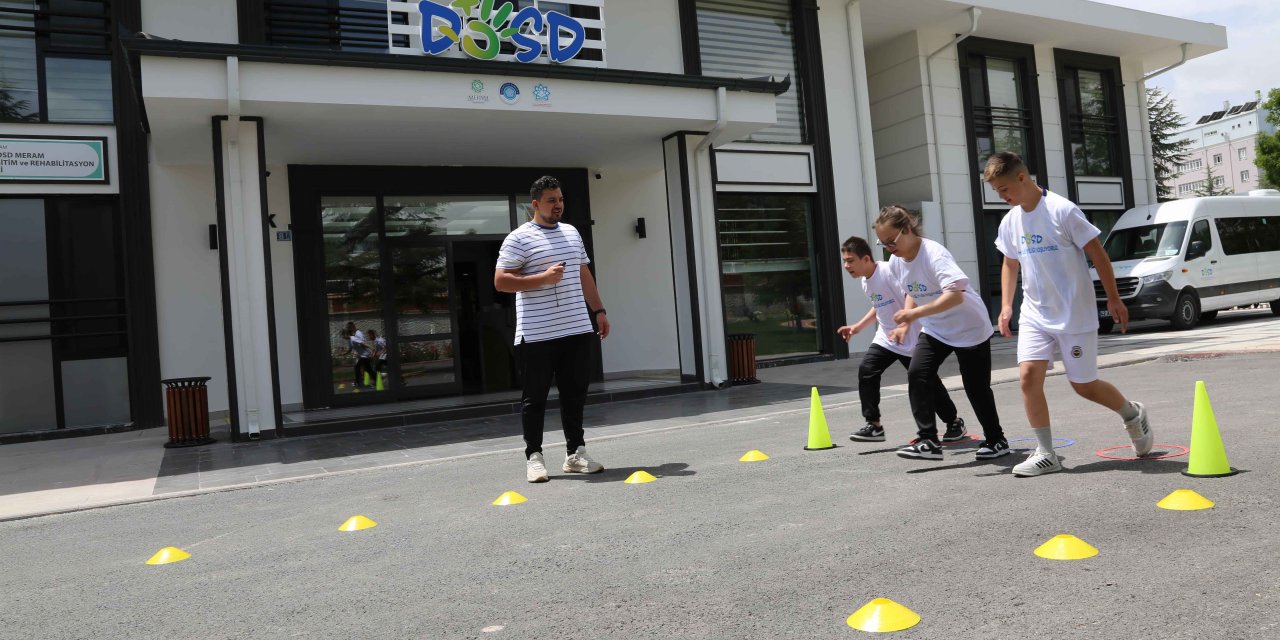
[1211,260,1218,264]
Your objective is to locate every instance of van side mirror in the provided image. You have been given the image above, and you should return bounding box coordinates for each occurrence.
[1187,240,1206,260]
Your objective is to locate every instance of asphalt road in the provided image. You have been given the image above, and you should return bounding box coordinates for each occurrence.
[3,352,1278,639]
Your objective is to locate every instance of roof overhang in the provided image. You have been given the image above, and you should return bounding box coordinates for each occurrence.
[859,0,1227,71]
[130,40,783,168]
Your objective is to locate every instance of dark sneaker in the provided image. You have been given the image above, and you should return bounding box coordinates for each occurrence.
[941,418,968,442]
[850,423,886,442]
[975,438,1011,459]
[897,438,943,460]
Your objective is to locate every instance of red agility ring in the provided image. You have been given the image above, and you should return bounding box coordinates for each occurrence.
[1094,444,1189,461]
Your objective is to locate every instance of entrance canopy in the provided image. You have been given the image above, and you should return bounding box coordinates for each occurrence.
[135,43,782,168]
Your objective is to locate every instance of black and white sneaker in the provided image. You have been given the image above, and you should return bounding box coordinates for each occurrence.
[850,423,886,442]
[941,418,968,442]
[897,438,943,460]
[974,438,1011,459]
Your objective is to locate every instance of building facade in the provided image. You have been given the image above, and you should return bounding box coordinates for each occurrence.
[0,0,1225,443]
[1173,98,1276,197]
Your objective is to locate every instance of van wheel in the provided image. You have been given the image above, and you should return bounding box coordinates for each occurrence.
[1098,319,1115,334]
[1199,310,1218,323]
[1170,292,1201,330]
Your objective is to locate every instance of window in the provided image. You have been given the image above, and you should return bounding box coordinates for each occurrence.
[1242,170,1251,182]
[1179,159,1203,172]
[1215,217,1280,255]
[694,0,805,143]
[1239,147,1248,161]
[0,1,113,124]
[717,193,821,357]
[1213,176,1225,188]
[1213,153,1223,165]
[266,0,404,52]
[1062,67,1121,176]
[1187,219,1212,257]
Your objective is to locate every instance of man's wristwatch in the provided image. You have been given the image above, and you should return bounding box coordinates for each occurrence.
[591,308,607,317]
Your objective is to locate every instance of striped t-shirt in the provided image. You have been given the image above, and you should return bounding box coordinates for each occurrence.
[496,221,594,344]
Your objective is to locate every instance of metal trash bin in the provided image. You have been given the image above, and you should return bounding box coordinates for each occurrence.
[161,377,216,448]
[726,334,760,384]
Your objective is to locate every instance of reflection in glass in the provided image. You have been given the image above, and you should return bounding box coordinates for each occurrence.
[399,340,455,387]
[717,194,820,357]
[45,57,113,123]
[0,3,39,122]
[391,245,452,337]
[385,196,511,236]
[321,196,384,395]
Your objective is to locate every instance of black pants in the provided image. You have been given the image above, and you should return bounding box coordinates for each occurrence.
[907,333,1004,442]
[859,343,957,424]
[353,357,373,387]
[518,332,593,459]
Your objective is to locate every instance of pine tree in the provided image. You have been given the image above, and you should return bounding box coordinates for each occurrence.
[1196,163,1234,197]
[1255,88,1280,190]
[1147,88,1192,202]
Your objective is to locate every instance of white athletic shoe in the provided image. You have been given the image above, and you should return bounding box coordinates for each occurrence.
[526,452,549,483]
[1013,450,1063,477]
[1124,402,1153,457]
[563,446,605,474]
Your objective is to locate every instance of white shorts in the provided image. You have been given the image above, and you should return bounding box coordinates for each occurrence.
[1017,326,1099,384]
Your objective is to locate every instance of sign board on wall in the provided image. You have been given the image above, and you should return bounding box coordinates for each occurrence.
[388,0,606,67]
[0,136,108,184]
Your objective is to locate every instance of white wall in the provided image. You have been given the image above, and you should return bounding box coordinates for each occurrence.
[1034,44,1069,197]
[817,0,875,353]
[867,31,934,209]
[604,0,684,74]
[265,165,303,408]
[1121,58,1152,207]
[149,160,230,415]
[141,0,238,44]
[586,157,681,376]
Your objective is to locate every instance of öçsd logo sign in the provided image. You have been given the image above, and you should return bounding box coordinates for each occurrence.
[418,0,587,63]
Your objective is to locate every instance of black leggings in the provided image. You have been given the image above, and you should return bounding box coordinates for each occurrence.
[859,343,957,425]
[907,334,1004,442]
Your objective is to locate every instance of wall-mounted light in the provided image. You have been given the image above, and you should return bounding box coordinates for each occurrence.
[635,217,646,239]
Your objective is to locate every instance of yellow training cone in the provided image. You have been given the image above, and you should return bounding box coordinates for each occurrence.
[363,371,372,387]
[145,547,191,565]
[1183,381,1238,478]
[338,515,378,531]
[739,450,770,462]
[492,491,528,506]
[375,372,384,391]
[803,387,835,451]
[1158,489,1215,511]
[1034,534,1098,560]
[624,470,657,484]
[846,598,921,632]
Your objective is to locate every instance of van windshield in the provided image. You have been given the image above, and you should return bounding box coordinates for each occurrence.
[1103,221,1188,262]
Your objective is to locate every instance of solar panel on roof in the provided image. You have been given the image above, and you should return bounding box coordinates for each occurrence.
[1196,115,1212,124]
[1209,111,1226,121]
[1228,105,1243,115]
[1243,101,1259,111]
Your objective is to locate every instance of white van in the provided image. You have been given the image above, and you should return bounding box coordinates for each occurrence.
[1091,190,1280,332]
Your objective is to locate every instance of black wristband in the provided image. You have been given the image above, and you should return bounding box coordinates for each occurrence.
[591,308,607,317]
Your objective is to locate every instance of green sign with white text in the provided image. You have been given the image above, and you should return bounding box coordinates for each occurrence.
[0,136,107,183]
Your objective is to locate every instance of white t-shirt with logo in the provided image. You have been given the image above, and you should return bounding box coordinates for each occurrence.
[862,262,920,357]
[889,238,994,348]
[994,189,1101,333]
[496,221,594,344]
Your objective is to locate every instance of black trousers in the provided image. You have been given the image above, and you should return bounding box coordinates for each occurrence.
[859,343,958,424]
[518,332,594,458]
[907,333,1004,442]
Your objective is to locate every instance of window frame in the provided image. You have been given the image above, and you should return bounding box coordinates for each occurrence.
[0,0,114,125]
[1053,49,1135,208]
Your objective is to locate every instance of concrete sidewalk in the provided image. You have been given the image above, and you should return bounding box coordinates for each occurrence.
[2,309,1277,521]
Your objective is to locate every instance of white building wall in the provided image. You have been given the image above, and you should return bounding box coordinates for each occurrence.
[141,0,238,44]
[867,31,934,210]
[603,0,684,75]
[1120,59,1152,207]
[264,167,303,408]
[1034,44,1069,197]
[585,161,681,376]
[149,160,231,415]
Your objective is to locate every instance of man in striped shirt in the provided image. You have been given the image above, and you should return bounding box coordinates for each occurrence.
[495,176,611,483]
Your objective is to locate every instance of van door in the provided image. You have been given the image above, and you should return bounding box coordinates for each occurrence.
[1183,219,1223,311]
[1210,213,1261,309]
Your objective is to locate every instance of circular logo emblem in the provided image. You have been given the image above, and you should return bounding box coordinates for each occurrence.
[1071,346,1083,358]
[471,79,484,94]
[499,82,520,104]
[533,83,551,102]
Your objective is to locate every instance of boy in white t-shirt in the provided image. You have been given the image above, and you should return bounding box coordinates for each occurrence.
[985,152,1153,477]
[837,235,968,443]
[873,206,1010,461]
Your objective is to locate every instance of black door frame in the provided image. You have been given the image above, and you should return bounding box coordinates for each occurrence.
[288,165,599,412]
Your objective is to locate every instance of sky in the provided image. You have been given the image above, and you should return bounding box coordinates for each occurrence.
[1098,1,1279,124]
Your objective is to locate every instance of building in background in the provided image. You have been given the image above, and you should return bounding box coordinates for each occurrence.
[1,0,1225,444]
[1173,97,1276,197]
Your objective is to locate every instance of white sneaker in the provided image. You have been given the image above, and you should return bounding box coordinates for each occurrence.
[563,446,604,474]
[1013,450,1062,477]
[1124,402,1154,457]
[526,452,549,483]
